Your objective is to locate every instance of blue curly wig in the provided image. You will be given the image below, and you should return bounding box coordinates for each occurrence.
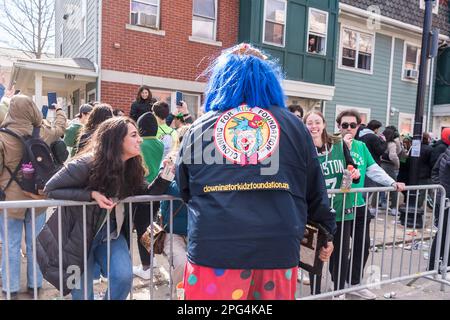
[203,43,286,112]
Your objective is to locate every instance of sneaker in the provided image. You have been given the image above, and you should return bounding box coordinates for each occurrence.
[2,291,19,300]
[387,208,398,217]
[27,287,41,298]
[348,288,377,300]
[369,208,376,218]
[332,294,346,300]
[133,265,151,280]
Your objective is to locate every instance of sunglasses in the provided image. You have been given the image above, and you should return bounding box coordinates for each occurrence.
[341,122,358,129]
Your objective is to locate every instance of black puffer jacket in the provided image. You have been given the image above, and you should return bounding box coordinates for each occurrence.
[357,128,387,165]
[433,147,450,193]
[130,100,152,122]
[430,140,449,169]
[36,156,170,296]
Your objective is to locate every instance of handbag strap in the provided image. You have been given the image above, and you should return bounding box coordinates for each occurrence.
[161,202,186,229]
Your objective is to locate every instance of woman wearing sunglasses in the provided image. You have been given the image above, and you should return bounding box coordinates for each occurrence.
[304,110,360,296]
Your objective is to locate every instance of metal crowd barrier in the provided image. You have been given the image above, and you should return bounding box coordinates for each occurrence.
[300,184,450,300]
[0,195,179,300]
[1,186,450,300]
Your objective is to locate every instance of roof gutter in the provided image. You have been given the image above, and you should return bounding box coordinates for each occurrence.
[97,0,102,100]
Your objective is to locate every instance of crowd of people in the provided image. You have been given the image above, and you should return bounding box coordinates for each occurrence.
[0,43,449,301]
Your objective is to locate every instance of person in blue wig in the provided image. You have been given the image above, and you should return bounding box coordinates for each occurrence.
[176,43,336,300]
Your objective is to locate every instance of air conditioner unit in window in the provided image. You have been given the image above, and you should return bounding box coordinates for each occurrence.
[404,68,419,80]
[137,12,157,28]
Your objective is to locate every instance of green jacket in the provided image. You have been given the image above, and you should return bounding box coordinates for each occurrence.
[141,137,164,183]
[64,121,82,157]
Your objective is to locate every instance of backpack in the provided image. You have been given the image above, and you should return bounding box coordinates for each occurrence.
[0,127,65,196]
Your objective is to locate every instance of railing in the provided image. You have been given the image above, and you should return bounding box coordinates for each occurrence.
[1,186,449,300]
[0,195,179,300]
[300,185,450,300]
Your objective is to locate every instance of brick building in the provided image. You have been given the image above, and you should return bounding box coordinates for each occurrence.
[99,0,239,117]
[9,0,239,118]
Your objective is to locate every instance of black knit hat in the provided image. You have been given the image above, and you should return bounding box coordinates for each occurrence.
[137,111,158,137]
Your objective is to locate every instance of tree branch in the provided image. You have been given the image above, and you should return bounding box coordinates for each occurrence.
[0,0,54,58]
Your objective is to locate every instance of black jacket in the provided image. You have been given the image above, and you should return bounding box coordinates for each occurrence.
[431,147,450,210]
[430,140,449,169]
[36,156,170,295]
[419,143,433,180]
[177,106,336,269]
[130,100,152,122]
[357,128,387,165]
[433,146,450,193]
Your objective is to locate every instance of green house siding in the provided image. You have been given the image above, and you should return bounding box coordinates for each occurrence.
[434,47,450,105]
[326,32,391,132]
[389,38,432,130]
[327,31,434,133]
[239,0,338,87]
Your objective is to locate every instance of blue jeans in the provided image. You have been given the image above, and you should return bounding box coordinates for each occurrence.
[71,222,132,300]
[0,209,46,293]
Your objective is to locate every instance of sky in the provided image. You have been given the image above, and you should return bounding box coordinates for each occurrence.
[0,0,55,54]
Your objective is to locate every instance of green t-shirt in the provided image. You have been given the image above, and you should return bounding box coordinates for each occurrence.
[317,141,356,222]
[350,140,376,207]
[141,137,164,183]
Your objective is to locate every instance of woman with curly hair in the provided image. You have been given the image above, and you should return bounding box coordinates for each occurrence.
[37,117,174,300]
[75,103,114,154]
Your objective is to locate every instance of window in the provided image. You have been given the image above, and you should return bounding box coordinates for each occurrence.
[130,0,160,29]
[263,0,286,47]
[307,8,328,55]
[340,27,374,72]
[80,0,87,43]
[192,0,217,40]
[180,93,200,120]
[402,43,421,81]
[398,113,414,135]
[398,113,427,135]
[419,0,439,14]
[87,89,96,104]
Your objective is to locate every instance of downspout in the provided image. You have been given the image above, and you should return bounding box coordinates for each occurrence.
[96,0,102,100]
[426,57,435,132]
[386,36,396,126]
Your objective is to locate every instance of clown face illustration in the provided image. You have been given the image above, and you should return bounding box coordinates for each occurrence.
[235,129,258,155]
[214,106,280,166]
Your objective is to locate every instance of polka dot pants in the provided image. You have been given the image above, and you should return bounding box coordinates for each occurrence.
[183,261,298,300]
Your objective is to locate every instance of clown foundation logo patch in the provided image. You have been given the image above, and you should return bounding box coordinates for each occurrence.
[214,105,280,165]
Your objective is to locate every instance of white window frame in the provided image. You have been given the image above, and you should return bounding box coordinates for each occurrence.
[398,112,427,135]
[334,105,371,132]
[87,88,96,103]
[129,0,161,30]
[80,0,87,44]
[398,112,414,135]
[401,42,421,83]
[419,0,439,15]
[306,8,328,56]
[262,0,287,48]
[170,92,202,119]
[191,0,218,41]
[338,25,375,75]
